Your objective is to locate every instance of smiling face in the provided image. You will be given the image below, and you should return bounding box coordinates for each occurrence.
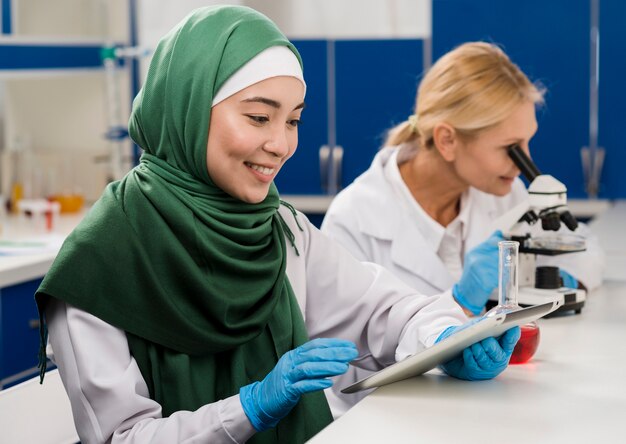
[449,100,538,196]
[206,76,305,203]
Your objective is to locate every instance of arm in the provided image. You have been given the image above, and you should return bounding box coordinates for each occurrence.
[46,299,255,444]
[302,220,467,370]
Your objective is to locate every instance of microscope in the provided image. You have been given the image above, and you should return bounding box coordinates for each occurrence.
[489,145,586,315]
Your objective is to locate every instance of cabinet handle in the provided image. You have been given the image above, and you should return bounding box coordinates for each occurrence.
[330,145,343,195]
[319,145,330,193]
[319,145,343,194]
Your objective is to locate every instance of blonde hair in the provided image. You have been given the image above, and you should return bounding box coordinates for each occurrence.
[386,42,545,152]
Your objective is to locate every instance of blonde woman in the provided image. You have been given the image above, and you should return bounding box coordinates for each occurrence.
[322,42,604,416]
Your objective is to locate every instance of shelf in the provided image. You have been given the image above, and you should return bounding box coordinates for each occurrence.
[0,41,104,70]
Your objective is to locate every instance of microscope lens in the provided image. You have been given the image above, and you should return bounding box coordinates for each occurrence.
[541,213,561,231]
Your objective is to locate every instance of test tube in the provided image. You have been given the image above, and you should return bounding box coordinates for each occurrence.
[498,240,520,312]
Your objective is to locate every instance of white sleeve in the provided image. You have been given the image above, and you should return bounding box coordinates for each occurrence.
[301,222,467,371]
[45,299,256,444]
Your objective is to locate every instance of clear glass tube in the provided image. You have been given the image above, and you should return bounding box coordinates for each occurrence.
[486,240,520,317]
[498,240,519,311]
[487,240,541,364]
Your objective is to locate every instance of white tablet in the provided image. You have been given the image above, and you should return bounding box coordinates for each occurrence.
[341,300,561,394]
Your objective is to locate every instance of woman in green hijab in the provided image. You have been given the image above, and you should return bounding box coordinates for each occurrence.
[36,6,518,444]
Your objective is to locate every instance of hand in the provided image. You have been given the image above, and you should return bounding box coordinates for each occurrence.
[453,231,504,315]
[435,325,521,380]
[239,338,358,431]
[559,269,578,289]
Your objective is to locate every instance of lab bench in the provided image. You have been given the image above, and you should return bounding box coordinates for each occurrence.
[0,212,84,388]
[308,202,626,444]
[308,281,626,444]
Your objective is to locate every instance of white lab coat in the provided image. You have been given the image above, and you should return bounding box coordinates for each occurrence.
[321,146,605,416]
[46,205,466,443]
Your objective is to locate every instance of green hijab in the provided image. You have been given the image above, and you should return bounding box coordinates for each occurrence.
[36,6,332,443]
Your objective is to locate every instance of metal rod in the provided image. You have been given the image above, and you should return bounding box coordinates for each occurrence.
[326,39,338,195]
[423,0,433,71]
[583,0,604,198]
[588,0,601,197]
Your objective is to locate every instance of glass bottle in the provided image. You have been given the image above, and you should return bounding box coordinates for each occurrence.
[487,240,540,364]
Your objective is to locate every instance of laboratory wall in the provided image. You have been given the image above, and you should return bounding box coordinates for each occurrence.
[431,0,625,199]
[4,73,131,200]
[134,0,430,196]
[2,1,625,205]
[0,0,131,202]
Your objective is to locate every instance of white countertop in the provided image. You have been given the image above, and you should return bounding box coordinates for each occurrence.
[280,196,613,217]
[588,200,626,281]
[308,280,626,444]
[0,211,86,288]
[0,198,622,287]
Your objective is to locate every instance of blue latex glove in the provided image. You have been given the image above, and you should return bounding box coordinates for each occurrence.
[559,269,578,289]
[453,231,504,315]
[435,324,521,380]
[239,338,358,431]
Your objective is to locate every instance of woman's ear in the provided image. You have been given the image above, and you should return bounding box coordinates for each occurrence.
[432,122,459,161]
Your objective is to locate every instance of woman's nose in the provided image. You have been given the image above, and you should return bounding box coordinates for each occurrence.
[263,127,290,157]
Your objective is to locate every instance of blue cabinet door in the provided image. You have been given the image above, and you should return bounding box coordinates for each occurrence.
[432,0,591,197]
[276,39,425,196]
[1,279,43,387]
[274,40,329,195]
[336,39,424,188]
[598,0,626,198]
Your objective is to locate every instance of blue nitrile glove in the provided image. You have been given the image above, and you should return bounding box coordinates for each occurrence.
[435,324,521,380]
[239,338,358,431]
[559,269,578,289]
[453,231,504,315]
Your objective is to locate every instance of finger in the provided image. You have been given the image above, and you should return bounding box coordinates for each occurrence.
[293,345,359,366]
[462,347,481,374]
[486,230,505,247]
[469,342,494,370]
[480,337,508,363]
[289,361,351,381]
[491,230,504,241]
[291,378,334,395]
[499,327,521,354]
[463,348,492,381]
[295,338,357,353]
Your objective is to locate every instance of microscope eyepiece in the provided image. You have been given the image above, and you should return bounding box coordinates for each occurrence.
[508,144,542,182]
[559,210,579,231]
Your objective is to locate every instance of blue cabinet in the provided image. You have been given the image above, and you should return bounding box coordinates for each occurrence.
[274,40,328,195]
[276,39,424,196]
[0,278,43,388]
[336,39,424,187]
[598,0,626,198]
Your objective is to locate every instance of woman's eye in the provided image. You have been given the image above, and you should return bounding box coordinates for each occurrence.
[288,119,302,128]
[246,115,269,124]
